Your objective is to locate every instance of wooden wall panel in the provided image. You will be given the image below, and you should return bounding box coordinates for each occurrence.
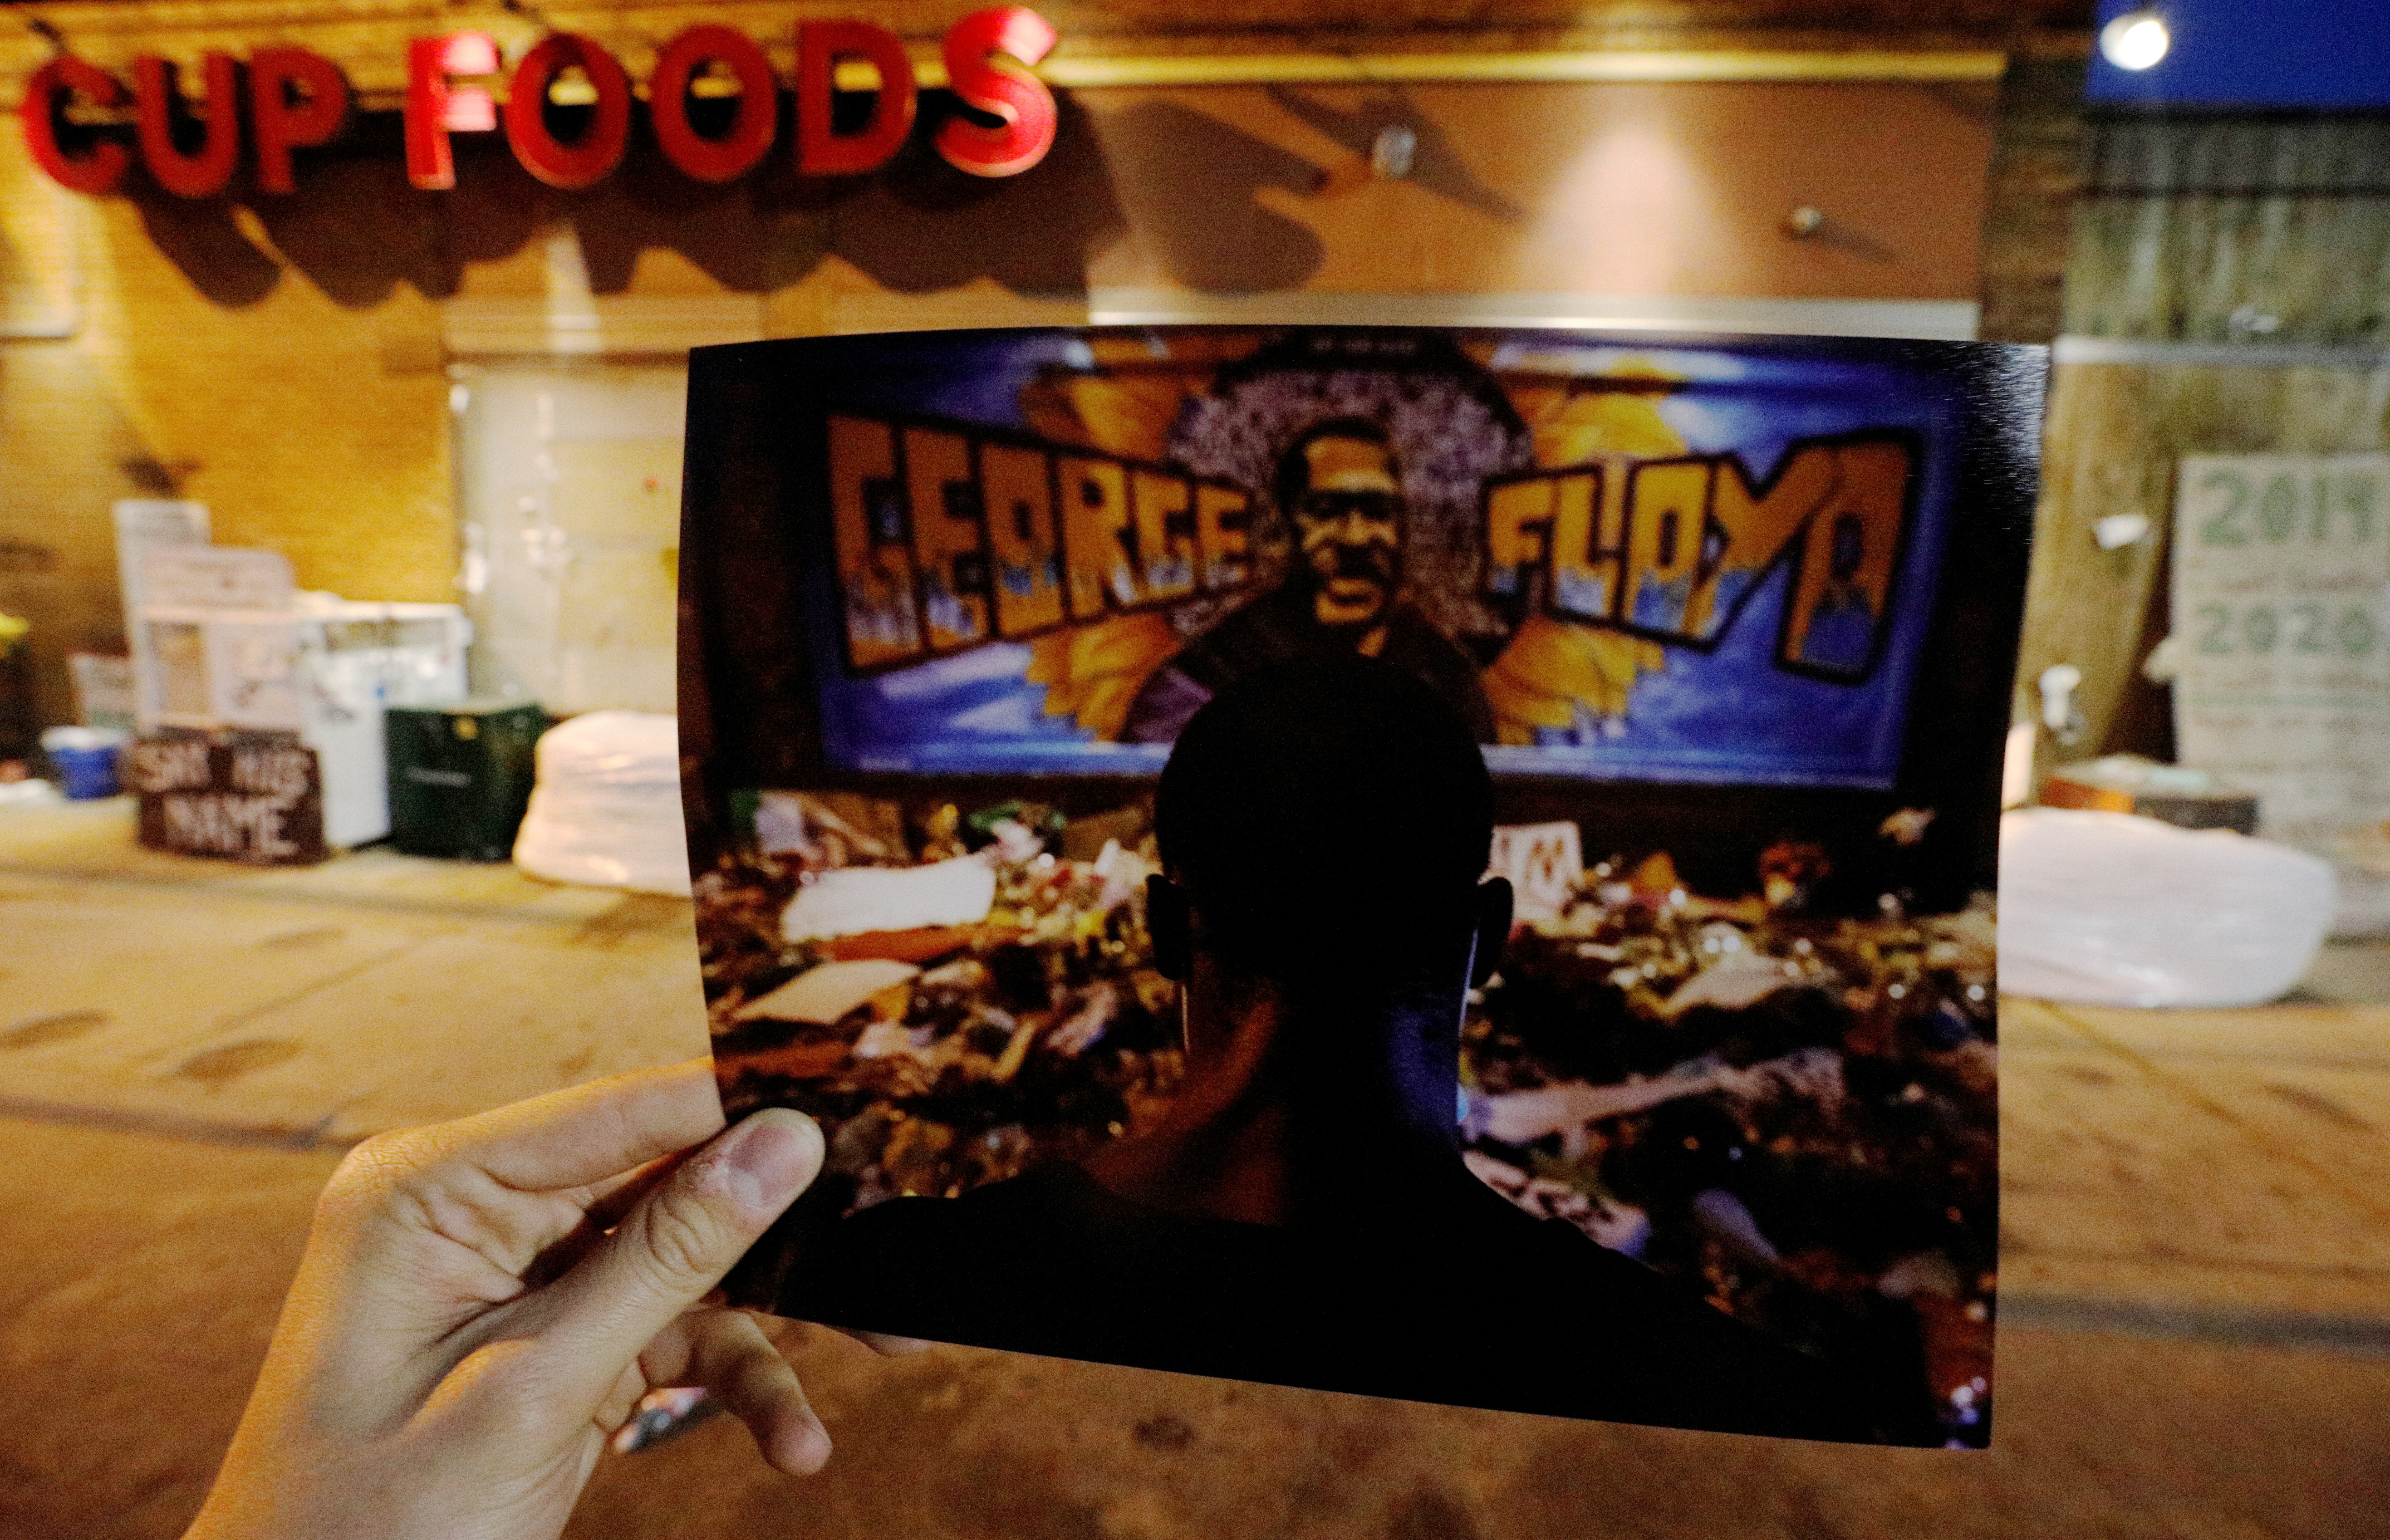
[77,198,457,606]
[2020,114,2390,774]
[1975,55,2086,344]
[1081,81,1995,301]
[2017,360,2390,764]
[0,342,156,728]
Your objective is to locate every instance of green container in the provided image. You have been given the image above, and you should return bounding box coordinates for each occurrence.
[386,699,546,861]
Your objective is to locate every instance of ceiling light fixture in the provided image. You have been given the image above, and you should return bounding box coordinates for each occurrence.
[2099,7,2171,71]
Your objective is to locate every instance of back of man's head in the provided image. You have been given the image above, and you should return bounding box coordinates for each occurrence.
[1155,656,1493,981]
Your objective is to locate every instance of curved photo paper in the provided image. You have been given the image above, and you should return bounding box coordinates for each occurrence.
[683,327,2040,1446]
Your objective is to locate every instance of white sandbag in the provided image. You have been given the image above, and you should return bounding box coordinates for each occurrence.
[512,710,691,896]
[781,856,997,941]
[1999,808,2334,1008]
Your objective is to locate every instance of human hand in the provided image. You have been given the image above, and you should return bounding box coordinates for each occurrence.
[185,1061,843,1540]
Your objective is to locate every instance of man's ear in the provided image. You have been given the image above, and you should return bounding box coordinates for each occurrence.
[1470,877,1513,989]
[1147,875,1192,982]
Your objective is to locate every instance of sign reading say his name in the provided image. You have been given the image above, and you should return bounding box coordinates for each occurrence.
[2172,452,2390,850]
[129,734,328,865]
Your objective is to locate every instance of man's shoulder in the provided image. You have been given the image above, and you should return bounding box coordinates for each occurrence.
[1378,603,1495,734]
[1428,1199,1872,1439]
[783,1169,1102,1336]
[837,1166,1096,1249]
[1169,586,1314,678]
[1445,1191,1702,1313]
[1119,587,1309,740]
[796,1164,1871,1441]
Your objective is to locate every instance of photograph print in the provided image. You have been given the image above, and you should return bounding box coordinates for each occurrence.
[679,326,2041,1447]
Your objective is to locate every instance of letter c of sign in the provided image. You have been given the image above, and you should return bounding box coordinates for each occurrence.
[22,57,131,194]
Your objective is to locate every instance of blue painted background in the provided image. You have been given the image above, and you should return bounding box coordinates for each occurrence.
[795,330,1971,789]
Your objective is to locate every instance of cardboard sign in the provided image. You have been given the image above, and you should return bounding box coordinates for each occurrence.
[110,499,209,627]
[127,734,327,865]
[2171,453,2390,850]
[1488,820,1584,921]
[139,547,295,611]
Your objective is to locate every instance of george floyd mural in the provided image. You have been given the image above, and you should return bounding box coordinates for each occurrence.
[683,327,2041,1446]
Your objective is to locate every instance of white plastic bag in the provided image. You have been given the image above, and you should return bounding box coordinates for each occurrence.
[781,856,998,941]
[1999,808,2334,1008]
[511,710,690,896]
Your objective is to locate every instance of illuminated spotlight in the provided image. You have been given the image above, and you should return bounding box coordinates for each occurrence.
[2100,7,2171,70]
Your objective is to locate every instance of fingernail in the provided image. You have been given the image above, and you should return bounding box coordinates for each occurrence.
[790,1420,833,1475]
[718,1111,821,1216]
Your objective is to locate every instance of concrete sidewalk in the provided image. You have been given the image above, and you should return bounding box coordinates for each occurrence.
[6,797,2390,1539]
[0,798,707,1146]
[2001,995,2390,1331]
[4,796,2388,1333]
[5,1112,2387,1540]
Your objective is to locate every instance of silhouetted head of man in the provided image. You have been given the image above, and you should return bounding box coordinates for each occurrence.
[1275,419,1407,633]
[1149,655,1511,1042]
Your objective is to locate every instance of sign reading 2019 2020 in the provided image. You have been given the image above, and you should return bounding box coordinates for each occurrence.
[21,7,1059,197]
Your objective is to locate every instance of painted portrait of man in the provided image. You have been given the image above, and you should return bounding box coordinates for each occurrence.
[1122,416,1496,743]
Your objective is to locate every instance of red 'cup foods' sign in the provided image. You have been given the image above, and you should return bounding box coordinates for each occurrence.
[22,6,1058,195]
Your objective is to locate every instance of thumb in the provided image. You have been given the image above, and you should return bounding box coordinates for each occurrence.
[539,1109,822,1400]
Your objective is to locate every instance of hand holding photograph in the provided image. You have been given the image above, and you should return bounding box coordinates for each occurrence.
[679,326,2041,1448]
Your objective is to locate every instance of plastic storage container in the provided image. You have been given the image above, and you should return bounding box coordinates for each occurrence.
[386,699,544,861]
[41,726,128,800]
